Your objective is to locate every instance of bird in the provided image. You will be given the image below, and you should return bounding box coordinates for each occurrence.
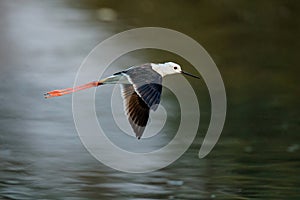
[45,62,200,139]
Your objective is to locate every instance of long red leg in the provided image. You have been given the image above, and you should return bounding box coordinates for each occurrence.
[44,81,102,99]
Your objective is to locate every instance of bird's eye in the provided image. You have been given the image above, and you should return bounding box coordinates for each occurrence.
[174,67,178,70]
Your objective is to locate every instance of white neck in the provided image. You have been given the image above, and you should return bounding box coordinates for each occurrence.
[151,63,168,77]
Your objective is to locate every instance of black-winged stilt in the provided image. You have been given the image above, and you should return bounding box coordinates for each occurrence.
[45,62,200,139]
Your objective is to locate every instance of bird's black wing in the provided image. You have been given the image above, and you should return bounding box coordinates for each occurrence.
[124,64,162,111]
[121,84,149,139]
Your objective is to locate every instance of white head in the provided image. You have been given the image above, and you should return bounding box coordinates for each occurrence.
[152,62,200,79]
[152,62,182,77]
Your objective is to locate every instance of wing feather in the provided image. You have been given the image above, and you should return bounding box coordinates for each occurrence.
[118,64,163,138]
[124,64,162,110]
[121,84,149,139]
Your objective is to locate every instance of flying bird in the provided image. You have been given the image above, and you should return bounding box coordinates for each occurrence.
[45,62,200,139]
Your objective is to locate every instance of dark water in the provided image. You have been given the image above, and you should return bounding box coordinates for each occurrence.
[0,0,299,199]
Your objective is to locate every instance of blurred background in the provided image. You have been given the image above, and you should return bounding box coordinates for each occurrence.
[0,0,299,199]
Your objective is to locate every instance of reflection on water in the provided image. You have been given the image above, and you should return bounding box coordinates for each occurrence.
[0,0,299,199]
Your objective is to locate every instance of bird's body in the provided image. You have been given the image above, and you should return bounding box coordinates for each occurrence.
[45,62,200,139]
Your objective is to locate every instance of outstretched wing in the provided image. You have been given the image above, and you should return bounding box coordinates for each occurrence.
[124,64,162,111]
[121,84,150,139]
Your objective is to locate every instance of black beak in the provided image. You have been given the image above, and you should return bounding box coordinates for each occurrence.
[181,71,201,79]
